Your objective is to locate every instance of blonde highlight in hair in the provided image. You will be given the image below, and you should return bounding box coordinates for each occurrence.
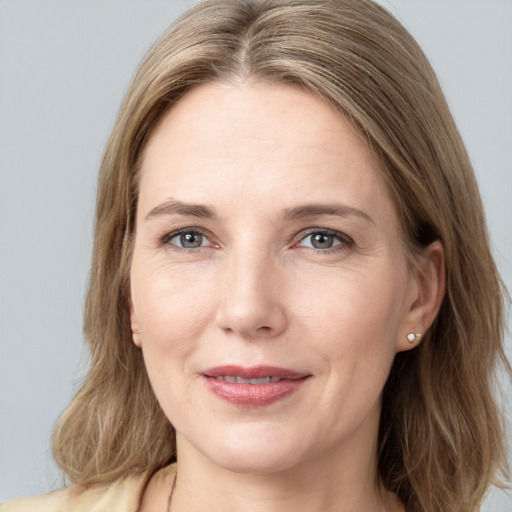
[52,1,510,510]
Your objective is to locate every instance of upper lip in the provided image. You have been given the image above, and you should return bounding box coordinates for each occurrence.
[202,365,309,380]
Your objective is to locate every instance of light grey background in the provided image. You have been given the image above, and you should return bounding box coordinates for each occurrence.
[1,0,511,508]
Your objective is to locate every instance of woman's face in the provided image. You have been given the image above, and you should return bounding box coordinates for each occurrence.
[129,81,427,475]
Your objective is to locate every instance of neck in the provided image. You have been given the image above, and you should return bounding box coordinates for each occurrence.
[170,433,402,512]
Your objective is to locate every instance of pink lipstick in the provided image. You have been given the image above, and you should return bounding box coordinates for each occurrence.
[202,365,310,407]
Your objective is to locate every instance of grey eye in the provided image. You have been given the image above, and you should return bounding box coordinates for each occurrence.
[169,231,208,249]
[298,231,343,250]
[180,232,203,248]
[310,233,336,249]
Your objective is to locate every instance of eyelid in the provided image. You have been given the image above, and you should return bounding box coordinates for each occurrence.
[293,227,354,249]
[161,227,217,248]
[160,226,353,251]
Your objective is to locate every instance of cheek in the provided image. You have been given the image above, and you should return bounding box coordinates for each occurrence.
[133,258,213,328]
[130,258,220,380]
[295,265,407,388]
[298,265,406,340]
[298,271,405,427]
[130,264,218,424]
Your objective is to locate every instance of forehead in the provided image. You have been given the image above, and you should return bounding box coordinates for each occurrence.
[138,80,395,224]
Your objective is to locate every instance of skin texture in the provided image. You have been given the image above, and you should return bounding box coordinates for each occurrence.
[130,81,444,512]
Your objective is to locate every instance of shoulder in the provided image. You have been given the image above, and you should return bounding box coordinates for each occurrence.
[0,471,149,512]
[138,464,177,512]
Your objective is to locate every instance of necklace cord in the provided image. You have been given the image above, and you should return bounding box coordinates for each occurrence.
[166,470,178,512]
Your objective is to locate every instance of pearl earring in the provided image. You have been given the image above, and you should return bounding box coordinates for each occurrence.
[407,333,422,343]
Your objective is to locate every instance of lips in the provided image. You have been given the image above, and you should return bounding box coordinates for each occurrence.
[212,375,283,384]
[202,365,310,407]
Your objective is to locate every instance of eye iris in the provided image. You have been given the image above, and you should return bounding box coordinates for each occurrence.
[311,233,333,249]
[180,232,203,248]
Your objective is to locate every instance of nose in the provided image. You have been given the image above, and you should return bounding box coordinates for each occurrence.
[215,249,288,340]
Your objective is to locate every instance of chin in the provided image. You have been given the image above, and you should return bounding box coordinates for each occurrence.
[212,448,303,475]
[195,423,310,475]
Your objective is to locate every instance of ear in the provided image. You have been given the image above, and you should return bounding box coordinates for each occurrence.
[128,295,142,348]
[397,240,445,352]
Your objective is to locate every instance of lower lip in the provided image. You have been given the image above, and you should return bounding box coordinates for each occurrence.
[203,377,309,407]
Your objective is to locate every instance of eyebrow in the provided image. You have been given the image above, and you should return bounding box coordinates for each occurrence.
[145,199,374,224]
[145,199,216,221]
[283,203,374,224]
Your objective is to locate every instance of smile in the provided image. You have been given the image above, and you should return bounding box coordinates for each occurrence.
[202,365,310,407]
[213,376,285,384]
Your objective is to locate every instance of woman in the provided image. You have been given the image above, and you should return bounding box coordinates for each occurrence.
[2,0,509,511]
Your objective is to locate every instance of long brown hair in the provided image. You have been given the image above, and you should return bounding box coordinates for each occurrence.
[52,1,510,510]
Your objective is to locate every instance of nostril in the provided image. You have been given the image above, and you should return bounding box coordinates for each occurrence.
[215,297,287,339]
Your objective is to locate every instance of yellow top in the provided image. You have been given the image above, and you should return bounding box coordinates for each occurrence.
[0,465,176,512]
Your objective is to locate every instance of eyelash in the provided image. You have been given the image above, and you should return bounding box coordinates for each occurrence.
[294,228,354,254]
[161,228,214,252]
[160,227,354,254]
